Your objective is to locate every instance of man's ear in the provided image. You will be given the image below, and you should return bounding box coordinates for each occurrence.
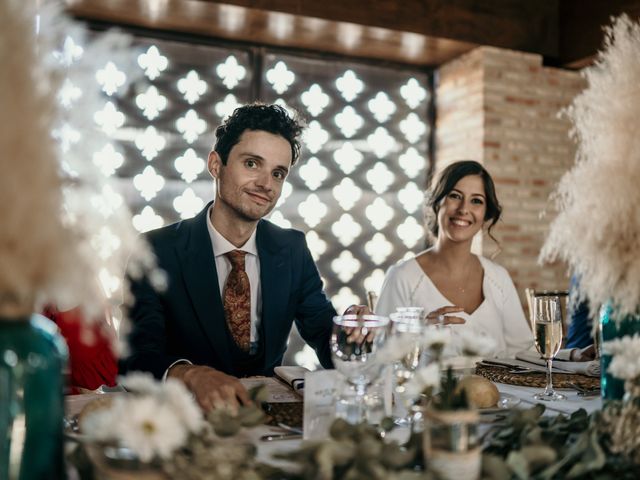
[208,151,222,179]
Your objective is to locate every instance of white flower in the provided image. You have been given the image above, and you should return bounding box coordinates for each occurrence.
[608,354,640,381]
[116,396,188,462]
[81,407,120,442]
[603,334,640,356]
[163,378,203,433]
[403,363,440,397]
[421,326,452,350]
[377,334,422,364]
[604,334,640,381]
[119,372,160,395]
[457,330,496,357]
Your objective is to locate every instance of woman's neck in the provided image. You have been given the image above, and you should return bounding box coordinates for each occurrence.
[431,237,475,271]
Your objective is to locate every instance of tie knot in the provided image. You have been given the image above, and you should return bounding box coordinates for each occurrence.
[226,250,247,269]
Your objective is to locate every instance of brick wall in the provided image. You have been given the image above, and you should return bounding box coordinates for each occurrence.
[435,47,586,305]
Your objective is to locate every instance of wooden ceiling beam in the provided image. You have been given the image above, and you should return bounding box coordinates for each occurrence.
[64,0,557,67]
[208,0,559,56]
[64,0,640,69]
[558,0,640,68]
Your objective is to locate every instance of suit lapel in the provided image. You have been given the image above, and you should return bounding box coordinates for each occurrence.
[257,221,291,365]
[176,203,233,373]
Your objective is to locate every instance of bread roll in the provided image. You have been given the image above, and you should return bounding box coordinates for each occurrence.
[456,375,500,408]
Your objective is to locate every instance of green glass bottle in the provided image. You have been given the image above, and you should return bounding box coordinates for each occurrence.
[1,314,68,479]
[600,304,640,401]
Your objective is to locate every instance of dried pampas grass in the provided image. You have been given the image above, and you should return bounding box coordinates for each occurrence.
[541,15,640,318]
[0,1,156,321]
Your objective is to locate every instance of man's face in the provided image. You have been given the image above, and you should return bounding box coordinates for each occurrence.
[208,130,292,223]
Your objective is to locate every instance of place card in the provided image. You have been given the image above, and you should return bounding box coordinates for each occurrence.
[303,369,393,440]
[303,370,342,440]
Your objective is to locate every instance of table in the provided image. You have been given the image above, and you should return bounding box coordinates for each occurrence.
[64,379,602,478]
[495,383,601,415]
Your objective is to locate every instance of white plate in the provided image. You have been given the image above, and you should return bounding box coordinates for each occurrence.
[478,393,520,414]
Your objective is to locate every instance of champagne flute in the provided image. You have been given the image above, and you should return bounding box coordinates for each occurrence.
[331,314,389,422]
[531,294,566,401]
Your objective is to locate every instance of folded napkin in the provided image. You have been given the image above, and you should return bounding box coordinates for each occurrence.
[515,350,600,377]
[274,366,308,395]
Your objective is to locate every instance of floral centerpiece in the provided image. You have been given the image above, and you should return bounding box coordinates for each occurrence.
[75,373,278,479]
[600,334,640,463]
[275,328,498,480]
[1,2,155,477]
[402,330,497,480]
[1,0,155,320]
[280,336,640,480]
[540,15,640,319]
[539,14,640,400]
[479,336,640,477]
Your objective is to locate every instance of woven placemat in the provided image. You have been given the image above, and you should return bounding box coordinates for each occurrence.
[264,402,303,428]
[475,364,600,390]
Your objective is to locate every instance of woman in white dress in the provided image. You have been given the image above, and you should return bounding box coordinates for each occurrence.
[376,160,533,358]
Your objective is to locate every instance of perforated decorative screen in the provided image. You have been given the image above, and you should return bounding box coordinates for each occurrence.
[68,29,433,368]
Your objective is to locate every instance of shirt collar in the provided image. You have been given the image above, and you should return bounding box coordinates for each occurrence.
[206,205,258,257]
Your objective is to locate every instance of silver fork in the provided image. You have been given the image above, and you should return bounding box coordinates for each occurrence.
[276,422,303,435]
[568,383,600,397]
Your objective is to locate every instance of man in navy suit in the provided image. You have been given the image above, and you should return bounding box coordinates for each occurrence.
[122,104,366,411]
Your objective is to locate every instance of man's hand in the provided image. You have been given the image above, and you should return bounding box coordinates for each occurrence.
[168,364,251,413]
[343,304,371,316]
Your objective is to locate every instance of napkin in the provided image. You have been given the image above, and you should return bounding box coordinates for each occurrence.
[515,350,600,377]
[274,366,308,395]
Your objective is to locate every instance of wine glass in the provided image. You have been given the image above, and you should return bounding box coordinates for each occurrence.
[531,293,566,401]
[331,314,389,422]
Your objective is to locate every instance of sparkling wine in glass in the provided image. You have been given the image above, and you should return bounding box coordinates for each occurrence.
[331,314,389,422]
[532,294,566,401]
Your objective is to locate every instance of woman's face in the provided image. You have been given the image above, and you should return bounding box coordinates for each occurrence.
[436,174,487,244]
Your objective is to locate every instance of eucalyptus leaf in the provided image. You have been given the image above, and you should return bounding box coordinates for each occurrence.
[506,451,532,480]
[565,430,606,478]
[481,454,512,480]
[380,442,417,469]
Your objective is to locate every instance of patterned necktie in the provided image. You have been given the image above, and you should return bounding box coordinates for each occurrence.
[223,250,251,352]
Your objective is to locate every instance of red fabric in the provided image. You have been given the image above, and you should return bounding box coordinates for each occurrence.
[43,306,118,393]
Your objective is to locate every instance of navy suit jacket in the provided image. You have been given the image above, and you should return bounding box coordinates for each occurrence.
[120,203,336,379]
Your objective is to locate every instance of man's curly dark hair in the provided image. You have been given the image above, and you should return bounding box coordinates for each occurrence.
[213,103,304,166]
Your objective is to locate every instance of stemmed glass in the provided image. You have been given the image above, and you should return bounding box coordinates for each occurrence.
[531,293,566,401]
[390,308,426,424]
[331,314,389,422]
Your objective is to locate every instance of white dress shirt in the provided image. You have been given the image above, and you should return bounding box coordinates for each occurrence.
[206,205,262,343]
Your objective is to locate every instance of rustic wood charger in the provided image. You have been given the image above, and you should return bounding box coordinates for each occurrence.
[475,364,600,391]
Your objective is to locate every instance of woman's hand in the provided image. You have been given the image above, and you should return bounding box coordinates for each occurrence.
[570,344,596,362]
[426,306,466,325]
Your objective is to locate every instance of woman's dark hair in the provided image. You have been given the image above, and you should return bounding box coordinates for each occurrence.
[426,160,502,243]
[214,103,304,166]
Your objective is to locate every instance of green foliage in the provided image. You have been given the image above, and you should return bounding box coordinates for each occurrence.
[431,366,470,410]
[207,385,268,437]
[276,419,421,480]
[481,404,639,479]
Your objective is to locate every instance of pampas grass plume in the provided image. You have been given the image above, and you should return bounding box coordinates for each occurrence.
[541,15,640,317]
